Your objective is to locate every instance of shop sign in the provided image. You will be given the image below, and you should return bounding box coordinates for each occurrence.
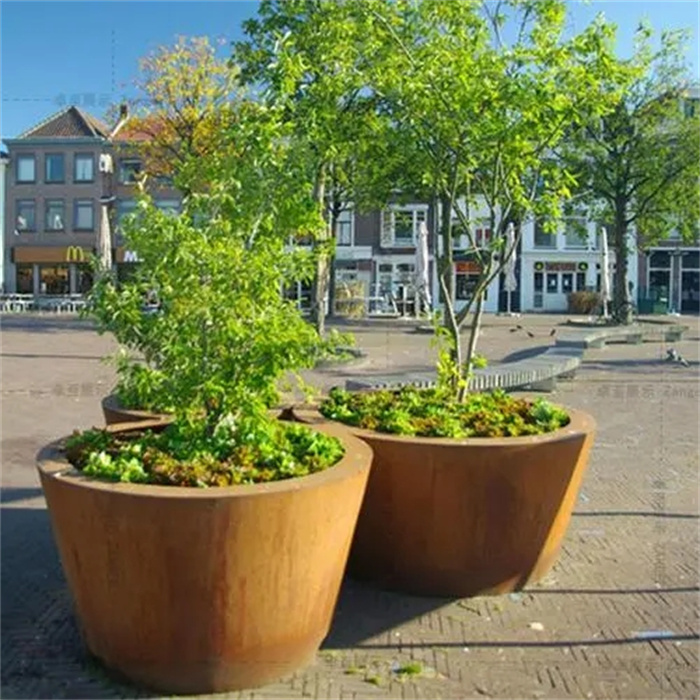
[66,246,87,262]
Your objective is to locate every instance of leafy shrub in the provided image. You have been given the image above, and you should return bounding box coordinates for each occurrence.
[64,413,344,487]
[568,291,600,314]
[320,387,569,438]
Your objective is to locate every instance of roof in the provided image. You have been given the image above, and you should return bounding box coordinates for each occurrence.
[112,115,168,143]
[17,106,111,140]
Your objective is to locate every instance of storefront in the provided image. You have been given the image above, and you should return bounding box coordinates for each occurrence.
[520,259,595,312]
[10,246,94,295]
[642,248,700,314]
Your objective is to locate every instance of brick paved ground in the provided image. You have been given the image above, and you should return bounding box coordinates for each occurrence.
[1,312,698,700]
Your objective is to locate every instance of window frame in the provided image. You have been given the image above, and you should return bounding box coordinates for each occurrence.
[16,154,36,184]
[45,153,66,184]
[74,199,95,231]
[335,208,354,247]
[74,153,95,183]
[16,199,36,232]
[45,199,66,231]
[118,158,143,184]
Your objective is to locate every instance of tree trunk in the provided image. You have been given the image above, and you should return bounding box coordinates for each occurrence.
[612,202,632,325]
[458,291,484,403]
[438,193,459,360]
[310,166,328,337]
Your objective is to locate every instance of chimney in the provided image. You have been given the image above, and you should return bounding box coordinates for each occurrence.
[109,103,130,140]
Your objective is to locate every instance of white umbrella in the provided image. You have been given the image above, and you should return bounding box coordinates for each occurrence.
[503,222,517,314]
[600,226,611,319]
[97,203,113,273]
[415,220,432,316]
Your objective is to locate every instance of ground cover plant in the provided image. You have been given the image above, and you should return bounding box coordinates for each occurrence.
[70,66,350,486]
[64,415,344,487]
[320,386,569,439]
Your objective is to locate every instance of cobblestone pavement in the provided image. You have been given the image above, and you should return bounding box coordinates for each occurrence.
[1,313,698,700]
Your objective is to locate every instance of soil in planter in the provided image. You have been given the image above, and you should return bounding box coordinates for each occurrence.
[320,387,569,438]
[64,419,345,487]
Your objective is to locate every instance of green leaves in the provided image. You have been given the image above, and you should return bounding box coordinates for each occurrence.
[320,387,570,439]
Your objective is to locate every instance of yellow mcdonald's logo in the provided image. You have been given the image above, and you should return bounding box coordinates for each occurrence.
[66,246,86,262]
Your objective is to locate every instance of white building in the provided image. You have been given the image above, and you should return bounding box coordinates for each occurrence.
[518,213,638,313]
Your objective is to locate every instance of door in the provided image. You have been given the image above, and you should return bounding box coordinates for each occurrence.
[681,270,699,313]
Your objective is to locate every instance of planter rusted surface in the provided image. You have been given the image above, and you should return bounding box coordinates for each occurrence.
[294,406,595,598]
[101,393,171,426]
[37,420,372,694]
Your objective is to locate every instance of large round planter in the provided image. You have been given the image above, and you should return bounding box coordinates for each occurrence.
[37,420,372,694]
[101,393,171,426]
[294,406,595,598]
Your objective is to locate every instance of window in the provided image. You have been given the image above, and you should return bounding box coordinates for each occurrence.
[576,272,587,291]
[546,273,559,293]
[74,200,94,230]
[74,154,94,182]
[155,199,180,216]
[119,159,142,184]
[562,273,573,294]
[335,209,353,246]
[381,206,427,247]
[76,265,93,294]
[39,265,70,295]
[45,200,65,231]
[45,154,65,183]
[16,265,34,294]
[564,217,588,249]
[456,273,484,300]
[16,200,36,232]
[16,155,35,183]
[534,219,556,249]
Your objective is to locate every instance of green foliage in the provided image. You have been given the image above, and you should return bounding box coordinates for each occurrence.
[562,25,700,320]
[64,415,344,487]
[320,387,570,439]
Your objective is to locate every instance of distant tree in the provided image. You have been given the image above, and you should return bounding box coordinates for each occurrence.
[563,26,700,323]
[125,36,240,195]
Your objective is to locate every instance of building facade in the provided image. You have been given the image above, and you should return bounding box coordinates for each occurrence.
[2,106,181,294]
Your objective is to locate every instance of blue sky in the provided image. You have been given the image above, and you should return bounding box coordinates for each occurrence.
[1,1,698,141]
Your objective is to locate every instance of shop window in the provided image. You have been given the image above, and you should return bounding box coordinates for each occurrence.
[16,265,34,294]
[39,265,69,295]
[561,273,573,294]
[546,273,558,293]
[682,252,699,269]
[76,265,93,294]
[576,272,587,291]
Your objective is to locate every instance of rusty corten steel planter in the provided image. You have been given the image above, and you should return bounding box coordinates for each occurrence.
[36,420,372,694]
[101,394,171,426]
[294,406,595,598]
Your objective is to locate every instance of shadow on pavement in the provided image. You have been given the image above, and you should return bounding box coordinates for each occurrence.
[0,487,44,504]
[0,316,97,334]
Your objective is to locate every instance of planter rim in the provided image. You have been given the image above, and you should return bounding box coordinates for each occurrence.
[37,419,371,500]
[294,404,595,447]
[101,393,172,421]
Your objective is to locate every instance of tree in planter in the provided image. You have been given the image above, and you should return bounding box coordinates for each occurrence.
[358,0,634,397]
[562,25,700,323]
[86,94,331,447]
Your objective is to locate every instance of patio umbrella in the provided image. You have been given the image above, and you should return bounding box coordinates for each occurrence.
[415,220,432,316]
[503,222,518,314]
[600,226,611,319]
[97,203,113,274]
